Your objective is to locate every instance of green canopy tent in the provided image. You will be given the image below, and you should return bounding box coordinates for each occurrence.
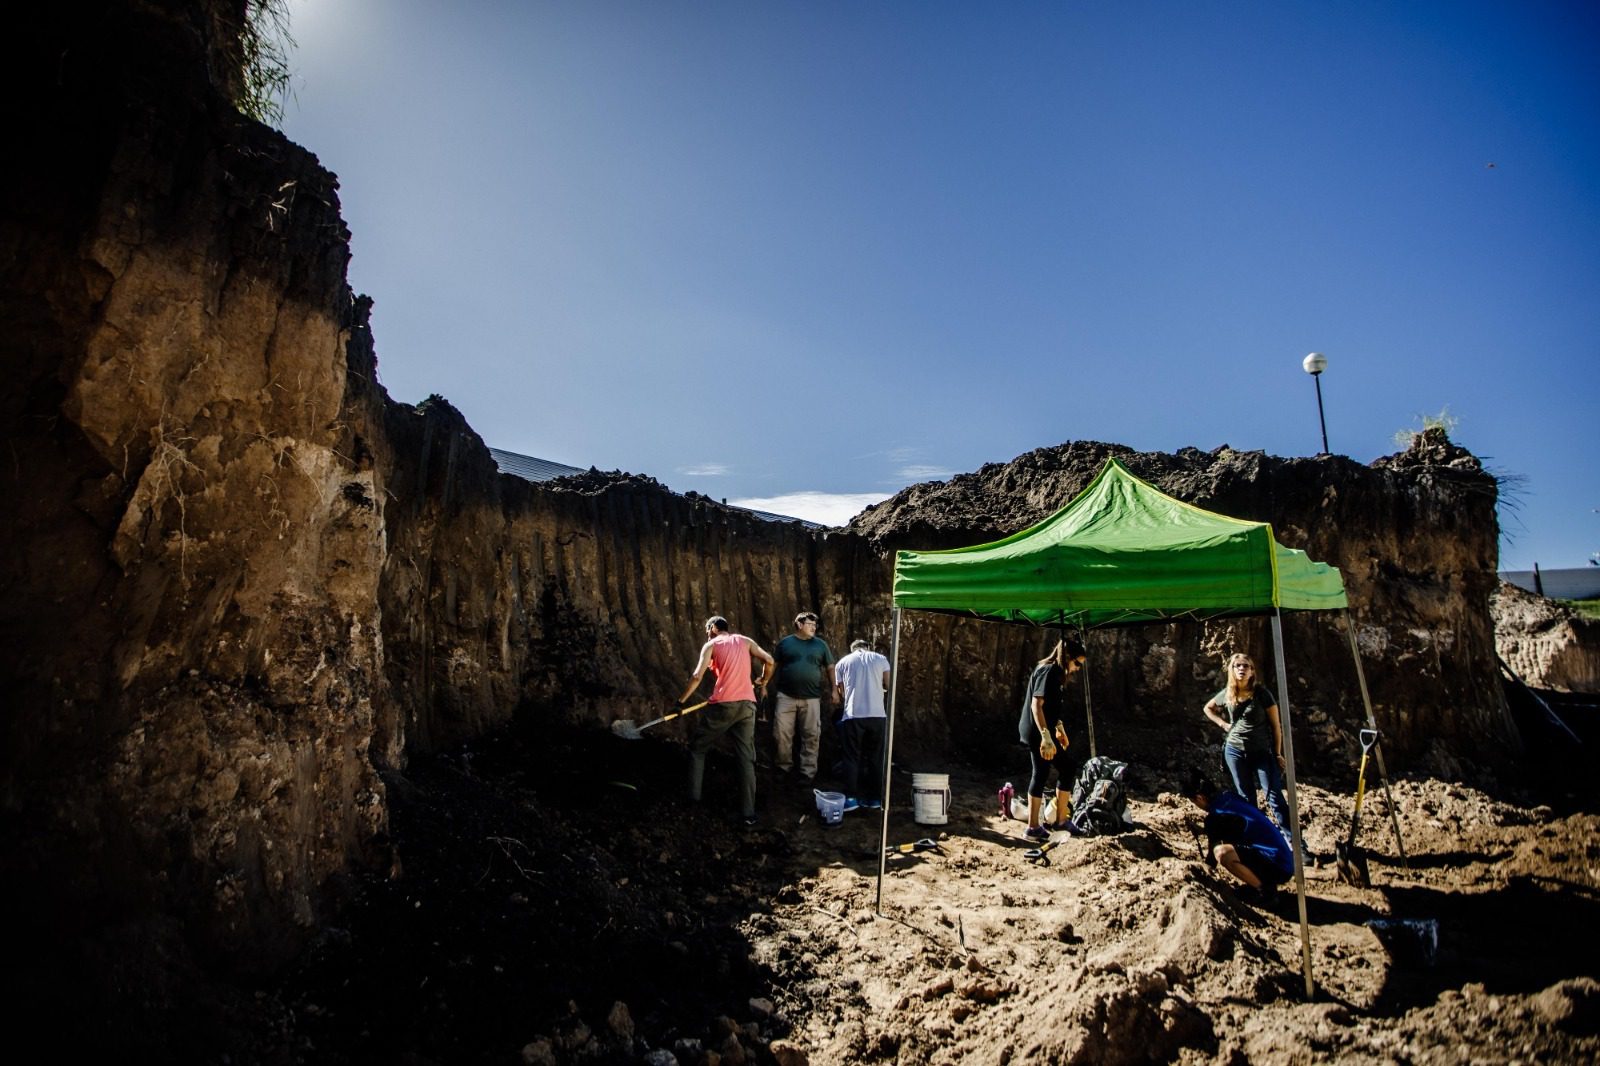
[875,458,1402,997]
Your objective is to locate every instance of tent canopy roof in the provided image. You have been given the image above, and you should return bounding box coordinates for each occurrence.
[891,458,1347,628]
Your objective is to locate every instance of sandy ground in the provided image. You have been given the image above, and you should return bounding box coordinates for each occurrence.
[217,722,1600,1064]
[755,765,1600,1065]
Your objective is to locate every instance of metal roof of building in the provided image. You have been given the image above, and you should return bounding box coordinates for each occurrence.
[488,447,820,529]
[487,448,585,483]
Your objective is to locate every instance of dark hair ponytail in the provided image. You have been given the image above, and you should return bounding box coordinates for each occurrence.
[1040,635,1088,669]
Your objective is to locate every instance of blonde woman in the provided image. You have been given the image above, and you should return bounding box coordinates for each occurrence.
[1201,653,1292,837]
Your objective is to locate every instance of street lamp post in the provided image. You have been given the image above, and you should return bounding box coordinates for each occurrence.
[1302,352,1329,455]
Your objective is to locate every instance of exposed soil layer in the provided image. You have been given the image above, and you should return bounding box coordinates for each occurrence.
[9,8,1589,1061]
[184,723,1600,1065]
[4,0,1517,993]
[1492,580,1600,693]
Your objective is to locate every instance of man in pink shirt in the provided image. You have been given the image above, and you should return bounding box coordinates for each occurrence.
[678,615,776,825]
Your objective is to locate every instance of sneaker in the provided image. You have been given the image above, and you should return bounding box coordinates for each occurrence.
[842,798,861,813]
[1023,825,1049,843]
[1238,882,1278,907]
[864,800,883,810]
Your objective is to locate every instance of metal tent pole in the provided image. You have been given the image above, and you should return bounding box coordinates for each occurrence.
[1342,608,1408,868]
[1078,620,1098,760]
[1271,611,1316,1000]
[875,607,904,914]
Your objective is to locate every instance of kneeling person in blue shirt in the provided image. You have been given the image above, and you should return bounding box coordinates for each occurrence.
[1184,774,1295,901]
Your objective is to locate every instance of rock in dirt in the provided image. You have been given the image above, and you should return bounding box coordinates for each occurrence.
[769,1038,809,1066]
[520,1037,557,1065]
[718,1030,748,1064]
[1532,977,1600,1035]
[607,1000,635,1043]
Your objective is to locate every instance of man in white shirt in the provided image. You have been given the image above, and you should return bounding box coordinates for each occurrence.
[832,639,890,812]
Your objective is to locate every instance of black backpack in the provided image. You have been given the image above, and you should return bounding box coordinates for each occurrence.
[1068,756,1131,836]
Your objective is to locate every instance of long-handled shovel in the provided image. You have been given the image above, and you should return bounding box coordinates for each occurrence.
[611,700,710,740]
[1335,728,1379,887]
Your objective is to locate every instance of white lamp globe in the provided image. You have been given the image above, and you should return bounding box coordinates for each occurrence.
[1302,352,1328,375]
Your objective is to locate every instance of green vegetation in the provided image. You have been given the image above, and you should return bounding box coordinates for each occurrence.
[1393,406,1460,447]
[237,0,295,126]
[1561,598,1600,621]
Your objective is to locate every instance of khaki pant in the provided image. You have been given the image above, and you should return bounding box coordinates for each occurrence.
[773,693,821,777]
[688,700,757,818]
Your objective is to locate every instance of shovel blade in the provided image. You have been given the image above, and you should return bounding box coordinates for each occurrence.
[611,700,708,741]
[1335,841,1371,888]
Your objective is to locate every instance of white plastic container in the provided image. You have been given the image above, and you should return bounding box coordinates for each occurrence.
[1009,794,1060,822]
[813,789,846,826]
[912,773,951,825]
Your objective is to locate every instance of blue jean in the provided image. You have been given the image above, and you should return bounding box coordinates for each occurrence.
[1224,745,1292,835]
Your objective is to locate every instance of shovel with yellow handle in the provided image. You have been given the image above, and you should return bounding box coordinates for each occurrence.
[1335,728,1379,888]
[611,700,710,740]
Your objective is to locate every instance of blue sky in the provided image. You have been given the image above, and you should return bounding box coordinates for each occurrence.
[281,1,1597,567]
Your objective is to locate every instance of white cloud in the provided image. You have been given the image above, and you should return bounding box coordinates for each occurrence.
[681,463,730,476]
[731,491,892,527]
[897,464,958,481]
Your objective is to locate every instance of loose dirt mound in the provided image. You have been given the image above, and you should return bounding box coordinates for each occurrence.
[208,724,1599,1064]
[547,468,669,495]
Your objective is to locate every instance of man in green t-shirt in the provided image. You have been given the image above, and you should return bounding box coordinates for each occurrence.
[771,611,835,779]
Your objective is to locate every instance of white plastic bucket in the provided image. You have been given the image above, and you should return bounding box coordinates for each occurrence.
[814,790,845,826]
[912,773,951,825]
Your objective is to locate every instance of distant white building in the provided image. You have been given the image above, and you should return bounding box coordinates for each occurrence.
[1498,567,1600,601]
[488,447,820,529]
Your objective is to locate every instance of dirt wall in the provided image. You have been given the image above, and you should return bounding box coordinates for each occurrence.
[3,0,390,978]
[1492,581,1600,693]
[1,0,1515,1002]
[371,398,876,752]
[843,435,1511,776]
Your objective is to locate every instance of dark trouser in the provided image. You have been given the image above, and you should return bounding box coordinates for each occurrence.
[841,716,887,803]
[689,700,756,818]
[1027,744,1079,798]
[1239,845,1292,887]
